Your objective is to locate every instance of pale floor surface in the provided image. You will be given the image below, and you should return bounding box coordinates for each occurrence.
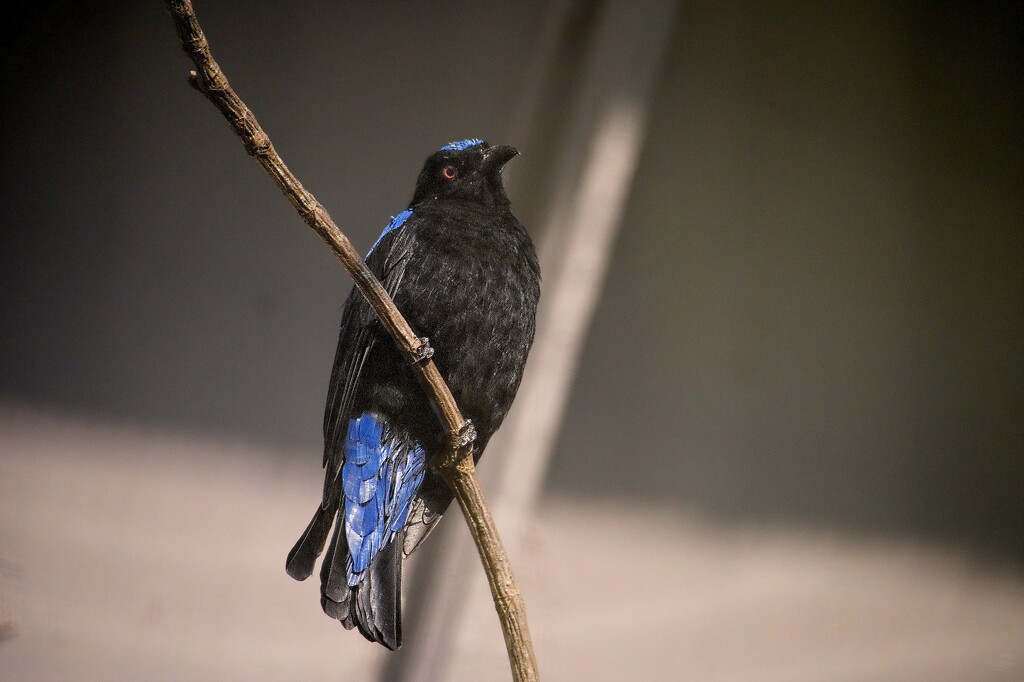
[1,404,1022,681]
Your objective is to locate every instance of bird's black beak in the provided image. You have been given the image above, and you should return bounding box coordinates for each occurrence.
[481,145,519,174]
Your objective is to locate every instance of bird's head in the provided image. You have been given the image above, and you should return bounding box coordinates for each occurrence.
[411,139,519,208]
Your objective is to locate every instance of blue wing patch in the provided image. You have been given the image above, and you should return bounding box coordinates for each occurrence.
[439,138,485,151]
[342,413,426,586]
[368,208,413,256]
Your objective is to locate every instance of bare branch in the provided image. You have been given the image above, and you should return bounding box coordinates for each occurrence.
[164,2,539,679]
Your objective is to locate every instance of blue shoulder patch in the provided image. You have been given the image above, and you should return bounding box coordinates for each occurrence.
[367,208,413,256]
[342,413,426,586]
[439,138,485,151]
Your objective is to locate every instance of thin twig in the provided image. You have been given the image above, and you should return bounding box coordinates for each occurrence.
[164,2,539,679]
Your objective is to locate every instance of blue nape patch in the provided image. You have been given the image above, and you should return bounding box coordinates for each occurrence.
[367,208,413,256]
[439,138,485,151]
[342,413,426,586]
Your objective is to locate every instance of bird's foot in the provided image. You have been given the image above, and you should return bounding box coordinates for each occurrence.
[453,420,477,449]
[409,337,435,364]
[432,420,477,474]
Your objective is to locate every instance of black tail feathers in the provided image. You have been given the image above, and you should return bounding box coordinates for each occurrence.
[288,504,404,650]
[286,502,336,581]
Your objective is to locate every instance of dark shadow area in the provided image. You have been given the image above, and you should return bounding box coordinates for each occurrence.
[0,0,546,449]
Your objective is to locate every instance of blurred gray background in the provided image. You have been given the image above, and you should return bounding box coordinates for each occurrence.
[1,1,1022,680]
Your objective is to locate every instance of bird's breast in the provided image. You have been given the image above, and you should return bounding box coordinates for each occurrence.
[400,213,539,439]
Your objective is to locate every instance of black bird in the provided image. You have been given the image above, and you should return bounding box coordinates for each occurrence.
[286,139,540,650]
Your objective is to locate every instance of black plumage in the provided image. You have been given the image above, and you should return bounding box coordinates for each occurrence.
[286,140,540,650]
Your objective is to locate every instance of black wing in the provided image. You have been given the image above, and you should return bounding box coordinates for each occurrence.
[285,222,417,581]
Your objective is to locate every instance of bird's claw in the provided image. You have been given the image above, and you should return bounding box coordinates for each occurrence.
[410,337,434,364]
[453,420,477,449]
[432,421,477,473]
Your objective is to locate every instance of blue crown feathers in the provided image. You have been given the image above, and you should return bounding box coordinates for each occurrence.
[439,138,485,151]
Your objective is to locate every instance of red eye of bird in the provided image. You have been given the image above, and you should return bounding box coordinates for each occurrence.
[442,165,457,180]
